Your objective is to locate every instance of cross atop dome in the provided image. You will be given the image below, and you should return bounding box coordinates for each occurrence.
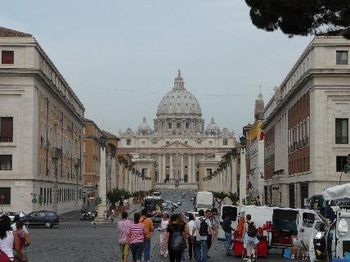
[173,70,185,90]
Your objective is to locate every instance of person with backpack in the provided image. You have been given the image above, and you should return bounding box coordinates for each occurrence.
[220,213,234,256]
[193,209,211,262]
[166,214,187,262]
[243,214,259,262]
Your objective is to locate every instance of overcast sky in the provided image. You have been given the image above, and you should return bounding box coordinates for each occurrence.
[1,0,311,136]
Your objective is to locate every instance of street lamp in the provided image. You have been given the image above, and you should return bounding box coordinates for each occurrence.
[51,147,62,213]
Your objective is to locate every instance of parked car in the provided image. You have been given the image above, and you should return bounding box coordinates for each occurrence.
[22,210,59,228]
[181,192,186,198]
[176,200,182,206]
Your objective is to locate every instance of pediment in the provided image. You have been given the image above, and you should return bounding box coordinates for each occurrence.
[161,140,192,149]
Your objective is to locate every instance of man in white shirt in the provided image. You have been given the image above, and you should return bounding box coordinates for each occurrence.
[193,209,211,262]
[187,213,196,260]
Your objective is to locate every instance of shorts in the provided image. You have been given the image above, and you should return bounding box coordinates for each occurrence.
[119,243,129,257]
[130,242,144,261]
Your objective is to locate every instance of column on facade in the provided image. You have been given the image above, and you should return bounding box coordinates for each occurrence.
[162,154,166,183]
[111,156,116,190]
[158,155,162,183]
[188,155,192,183]
[181,154,184,182]
[240,149,247,204]
[192,155,196,183]
[170,154,173,180]
[231,156,237,194]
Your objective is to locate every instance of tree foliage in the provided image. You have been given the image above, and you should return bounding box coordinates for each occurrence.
[212,191,228,203]
[245,0,350,38]
[226,192,239,206]
[107,188,131,206]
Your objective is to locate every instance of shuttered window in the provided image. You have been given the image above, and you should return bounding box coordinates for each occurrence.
[0,155,12,170]
[1,51,14,64]
[0,117,13,142]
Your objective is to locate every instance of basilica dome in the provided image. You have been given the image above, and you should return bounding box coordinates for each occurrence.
[156,70,202,117]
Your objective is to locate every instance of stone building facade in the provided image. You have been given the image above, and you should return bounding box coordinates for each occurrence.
[119,71,237,190]
[83,119,102,204]
[0,27,85,214]
[264,36,350,208]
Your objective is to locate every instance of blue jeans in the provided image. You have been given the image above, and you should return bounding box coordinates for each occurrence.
[195,240,208,262]
[224,231,233,256]
[143,238,151,261]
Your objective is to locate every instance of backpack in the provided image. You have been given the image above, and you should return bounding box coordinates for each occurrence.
[247,222,257,237]
[170,225,185,251]
[199,218,209,236]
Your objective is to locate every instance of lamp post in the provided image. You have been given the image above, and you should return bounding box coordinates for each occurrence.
[51,147,62,213]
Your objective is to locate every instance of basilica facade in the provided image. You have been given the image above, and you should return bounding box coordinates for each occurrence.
[118,71,237,190]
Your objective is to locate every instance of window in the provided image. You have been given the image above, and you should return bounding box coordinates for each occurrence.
[0,155,12,170]
[184,175,188,183]
[126,139,131,145]
[0,117,13,142]
[336,118,348,144]
[336,51,348,65]
[223,139,228,146]
[1,51,14,64]
[166,141,170,145]
[186,123,189,129]
[0,187,11,204]
[168,123,172,129]
[336,156,347,172]
[177,123,181,129]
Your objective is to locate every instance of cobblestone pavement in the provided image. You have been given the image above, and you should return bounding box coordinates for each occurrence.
[26,199,303,262]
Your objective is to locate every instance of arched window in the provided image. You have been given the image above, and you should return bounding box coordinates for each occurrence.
[184,175,188,183]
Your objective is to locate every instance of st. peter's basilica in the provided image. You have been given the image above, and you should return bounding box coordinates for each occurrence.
[119,71,237,190]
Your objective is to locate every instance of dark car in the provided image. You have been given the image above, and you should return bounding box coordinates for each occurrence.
[22,210,59,228]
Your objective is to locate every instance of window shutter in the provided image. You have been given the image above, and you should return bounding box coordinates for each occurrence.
[1,51,14,64]
[1,117,13,142]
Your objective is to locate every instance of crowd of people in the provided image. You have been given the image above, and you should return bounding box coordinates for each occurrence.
[0,214,31,262]
[117,208,220,262]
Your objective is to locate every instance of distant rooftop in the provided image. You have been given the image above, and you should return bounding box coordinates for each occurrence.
[0,26,32,37]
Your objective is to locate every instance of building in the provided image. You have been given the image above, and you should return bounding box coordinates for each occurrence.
[83,119,103,205]
[119,71,237,190]
[0,27,85,214]
[263,35,350,208]
[247,92,265,204]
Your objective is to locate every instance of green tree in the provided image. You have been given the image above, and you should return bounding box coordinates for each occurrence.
[227,192,239,206]
[212,191,228,205]
[245,0,350,38]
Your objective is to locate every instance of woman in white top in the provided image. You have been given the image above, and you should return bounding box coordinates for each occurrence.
[159,212,169,257]
[0,215,20,261]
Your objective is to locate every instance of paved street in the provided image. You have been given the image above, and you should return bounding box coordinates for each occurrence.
[26,192,300,261]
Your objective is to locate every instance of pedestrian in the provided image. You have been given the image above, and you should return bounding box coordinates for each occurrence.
[177,213,189,261]
[187,213,196,260]
[166,214,187,262]
[118,211,133,262]
[13,220,31,262]
[0,215,22,262]
[11,215,28,234]
[160,212,169,257]
[193,209,211,262]
[236,212,245,241]
[243,214,259,262]
[205,209,215,258]
[128,213,146,262]
[139,209,154,262]
[220,213,234,256]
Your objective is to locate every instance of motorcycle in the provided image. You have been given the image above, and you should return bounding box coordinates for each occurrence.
[80,211,95,221]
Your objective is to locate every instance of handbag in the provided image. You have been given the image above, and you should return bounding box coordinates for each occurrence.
[0,249,10,262]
